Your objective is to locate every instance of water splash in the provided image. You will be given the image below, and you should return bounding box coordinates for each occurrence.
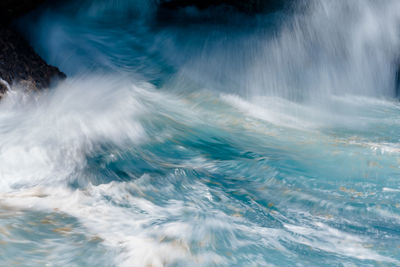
[1,0,400,266]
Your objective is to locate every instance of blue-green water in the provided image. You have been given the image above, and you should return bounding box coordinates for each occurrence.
[1,0,400,266]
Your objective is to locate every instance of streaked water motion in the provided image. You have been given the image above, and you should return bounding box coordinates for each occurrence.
[1,0,400,266]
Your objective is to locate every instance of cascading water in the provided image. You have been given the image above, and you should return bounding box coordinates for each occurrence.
[1,0,400,266]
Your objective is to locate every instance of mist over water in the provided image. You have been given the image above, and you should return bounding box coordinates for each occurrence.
[1,0,400,266]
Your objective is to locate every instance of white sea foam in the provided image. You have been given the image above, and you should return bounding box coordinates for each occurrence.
[284,222,399,263]
[1,0,400,265]
[0,76,146,191]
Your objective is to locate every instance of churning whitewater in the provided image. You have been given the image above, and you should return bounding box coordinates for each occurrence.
[1,0,400,266]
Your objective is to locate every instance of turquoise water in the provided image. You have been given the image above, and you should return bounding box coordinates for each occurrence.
[1,0,400,266]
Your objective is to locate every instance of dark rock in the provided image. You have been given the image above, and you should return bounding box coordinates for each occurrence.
[0,0,66,99]
[159,0,289,13]
[0,0,49,24]
[0,79,10,98]
[0,26,66,96]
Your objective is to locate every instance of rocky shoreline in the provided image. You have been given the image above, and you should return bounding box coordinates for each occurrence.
[0,0,65,99]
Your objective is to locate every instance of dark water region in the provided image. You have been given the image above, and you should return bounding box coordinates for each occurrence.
[1,0,400,266]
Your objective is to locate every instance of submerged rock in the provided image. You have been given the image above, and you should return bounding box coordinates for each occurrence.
[0,0,66,98]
